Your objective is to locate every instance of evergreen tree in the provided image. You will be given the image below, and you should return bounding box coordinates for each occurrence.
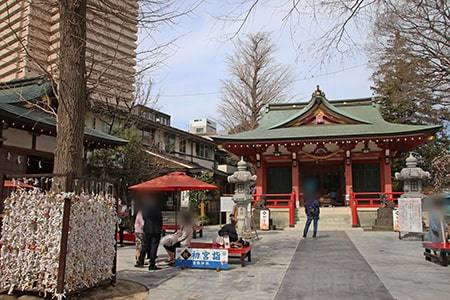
[87,127,168,190]
[371,32,449,178]
[188,172,218,224]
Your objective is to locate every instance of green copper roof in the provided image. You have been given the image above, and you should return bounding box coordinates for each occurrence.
[213,89,441,143]
[0,75,53,104]
[0,76,127,146]
[269,92,370,128]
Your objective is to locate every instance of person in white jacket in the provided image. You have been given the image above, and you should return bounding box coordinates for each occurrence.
[134,210,145,264]
[163,212,193,265]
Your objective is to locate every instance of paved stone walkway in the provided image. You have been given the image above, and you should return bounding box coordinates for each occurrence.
[117,227,449,300]
[347,231,450,300]
[275,232,392,299]
[117,227,300,299]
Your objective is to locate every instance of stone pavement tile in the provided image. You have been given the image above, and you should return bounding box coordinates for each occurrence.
[118,228,449,300]
[346,231,450,300]
[118,227,301,300]
[275,231,393,300]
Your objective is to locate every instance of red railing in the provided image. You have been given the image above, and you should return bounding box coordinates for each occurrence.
[349,191,404,227]
[222,193,296,227]
[252,193,296,227]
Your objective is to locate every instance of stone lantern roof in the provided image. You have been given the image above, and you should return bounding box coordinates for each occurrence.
[395,153,430,181]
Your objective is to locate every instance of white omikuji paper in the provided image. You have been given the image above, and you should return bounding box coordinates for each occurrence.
[398,198,423,233]
[0,189,117,296]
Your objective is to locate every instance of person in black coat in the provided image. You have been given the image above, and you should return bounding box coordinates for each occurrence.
[302,194,321,239]
[135,193,163,270]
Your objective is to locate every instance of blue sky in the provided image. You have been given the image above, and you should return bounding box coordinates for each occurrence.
[138,1,373,131]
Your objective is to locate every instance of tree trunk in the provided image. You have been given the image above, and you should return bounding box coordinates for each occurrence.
[53,0,87,190]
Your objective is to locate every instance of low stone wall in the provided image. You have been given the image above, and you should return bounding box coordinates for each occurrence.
[357,209,430,230]
[265,208,290,229]
[357,209,378,229]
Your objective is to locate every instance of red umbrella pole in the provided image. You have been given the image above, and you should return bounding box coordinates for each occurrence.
[174,187,178,231]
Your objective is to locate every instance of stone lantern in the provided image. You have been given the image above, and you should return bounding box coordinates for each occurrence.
[227,158,257,236]
[395,152,430,198]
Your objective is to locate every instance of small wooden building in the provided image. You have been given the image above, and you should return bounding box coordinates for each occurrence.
[0,76,127,175]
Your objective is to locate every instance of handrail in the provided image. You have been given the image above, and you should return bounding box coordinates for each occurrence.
[352,192,403,207]
[222,193,296,227]
[349,191,405,227]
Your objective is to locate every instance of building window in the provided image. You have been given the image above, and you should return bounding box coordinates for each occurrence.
[142,129,154,146]
[205,146,211,159]
[196,143,204,157]
[164,133,176,153]
[196,128,204,133]
[195,143,211,159]
[179,139,186,153]
[101,120,111,133]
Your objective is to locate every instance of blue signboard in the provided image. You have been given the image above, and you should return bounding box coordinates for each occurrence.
[175,248,228,269]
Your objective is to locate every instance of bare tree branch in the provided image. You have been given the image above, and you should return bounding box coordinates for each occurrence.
[217,32,294,133]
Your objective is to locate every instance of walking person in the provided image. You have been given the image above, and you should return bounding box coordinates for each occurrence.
[329,188,337,207]
[302,194,321,240]
[117,199,128,247]
[135,194,163,270]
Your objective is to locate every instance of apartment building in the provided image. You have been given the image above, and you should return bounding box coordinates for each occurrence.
[0,2,235,223]
[0,0,138,104]
[189,118,217,136]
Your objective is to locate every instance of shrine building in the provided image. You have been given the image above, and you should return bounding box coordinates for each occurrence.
[213,87,440,226]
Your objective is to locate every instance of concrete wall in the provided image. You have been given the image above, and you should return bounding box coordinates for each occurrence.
[267,208,290,229]
[357,209,378,229]
[357,209,430,230]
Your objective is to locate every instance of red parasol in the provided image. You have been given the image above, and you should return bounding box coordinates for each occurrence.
[3,180,34,189]
[128,172,218,192]
[128,172,218,229]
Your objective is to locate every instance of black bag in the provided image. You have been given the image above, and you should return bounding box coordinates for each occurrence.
[218,224,238,242]
[308,205,319,217]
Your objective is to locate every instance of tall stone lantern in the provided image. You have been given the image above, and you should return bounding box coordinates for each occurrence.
[395,152,430,198]
[228,158,257,236]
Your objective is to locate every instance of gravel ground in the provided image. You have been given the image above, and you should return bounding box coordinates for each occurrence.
[0,279,148,300]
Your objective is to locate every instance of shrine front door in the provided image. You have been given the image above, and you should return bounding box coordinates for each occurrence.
[300,163,344,206]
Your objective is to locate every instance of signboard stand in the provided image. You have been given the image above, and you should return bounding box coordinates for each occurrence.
[260,209,270,230]
[175,248,229,269]
[392,209,399,232]
[398,198,424,240]
[220,196,234,225]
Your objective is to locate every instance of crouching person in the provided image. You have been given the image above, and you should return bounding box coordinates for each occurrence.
[163,212,193,265]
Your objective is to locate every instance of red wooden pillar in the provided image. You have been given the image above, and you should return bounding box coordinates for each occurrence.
[255,158,265,195]
[344,161,353,195]
[383,160,392,193]
[345,159,358,227]
[292,160,299,206]
[379,157,385,190]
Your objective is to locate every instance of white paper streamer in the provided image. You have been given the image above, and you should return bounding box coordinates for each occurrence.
[0,189,117,296]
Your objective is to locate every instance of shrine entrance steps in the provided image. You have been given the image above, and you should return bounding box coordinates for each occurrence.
[295,206,352,230]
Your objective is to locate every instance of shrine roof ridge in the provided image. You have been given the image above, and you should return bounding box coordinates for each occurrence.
[266,97,375,111]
